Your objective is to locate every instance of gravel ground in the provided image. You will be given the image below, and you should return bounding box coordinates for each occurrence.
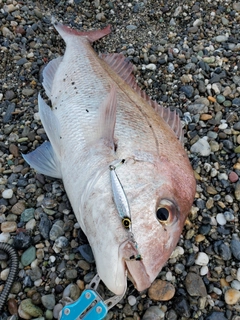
[1,0,240,319]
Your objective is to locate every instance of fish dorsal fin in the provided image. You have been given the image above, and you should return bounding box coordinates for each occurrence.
[22,141,62,178]
[100,53,184,143]
[43,56,63,98]
[52,18,111,43]
[38,94,61,158]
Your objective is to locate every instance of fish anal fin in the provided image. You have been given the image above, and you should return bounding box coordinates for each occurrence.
[100,53,183,142]
[52,18,111,43]
[22,142,62,179]
[43,56,63,98]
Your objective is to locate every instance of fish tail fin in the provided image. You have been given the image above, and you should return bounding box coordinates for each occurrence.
[52,17,111,43]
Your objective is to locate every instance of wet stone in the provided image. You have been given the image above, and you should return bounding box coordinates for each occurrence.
[8,298,18,315]
[13,232,32,250]
[142,306,165,319]
[185,272,207,296]
[20,208,35,222]
[180,85,194,98]
[173,296,190,318]
[3,103,15,123]
[50,220,64,241]
[148,279,175,301]
[39,213,51,239]
[20,298,43,317]
[205,311,227,320]
[224,288,240,305]
[21,246,36,266]
[41,294,56,310]
[65,269,78,280]
[230,239,240,260]
[77,244,95,263]
[29,266,42,281]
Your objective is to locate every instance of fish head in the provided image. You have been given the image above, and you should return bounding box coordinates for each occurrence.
[81,153,195,295]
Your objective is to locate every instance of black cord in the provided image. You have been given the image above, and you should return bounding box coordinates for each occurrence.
[0,243,18,313]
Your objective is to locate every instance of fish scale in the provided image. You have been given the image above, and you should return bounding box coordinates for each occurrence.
[23,20,196,296]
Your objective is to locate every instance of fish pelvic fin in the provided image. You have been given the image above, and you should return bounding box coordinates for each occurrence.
[22,141,62,179]
[52,17,111,43]
[42,56,63,99]
[100,53,184,143]
[38,94,61,158]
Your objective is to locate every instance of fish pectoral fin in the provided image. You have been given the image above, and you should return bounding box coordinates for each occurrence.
[86,85,117,149]
[22,141,62,179]
[100,53,184,143]
[42,56,63,98]
[38,94,61,157]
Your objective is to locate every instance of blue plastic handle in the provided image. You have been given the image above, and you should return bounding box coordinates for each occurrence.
[60,289,108,320]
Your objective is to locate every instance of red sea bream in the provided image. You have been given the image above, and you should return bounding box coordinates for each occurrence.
[23,20,196,296]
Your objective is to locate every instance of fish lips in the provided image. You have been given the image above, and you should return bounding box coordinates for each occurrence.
[119,239,151,292]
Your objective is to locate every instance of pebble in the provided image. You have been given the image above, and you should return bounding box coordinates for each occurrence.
[195,252,209,266]
[205,312,227,320]
[50,220,64,240]
[20,208,35,222]
[8,298,18,315]
[216,213,227,225]
[148,280,175,301]
[142,306,165,319]
[231,238,240,260]
[21,246,36,266]
[13,232,32,250]
[41,294,56,310]
[190,137,211,156]
[20,299,43,317]
[1,268,10,281]
[185,272,207,296]
[127,295,137,306]
[77,244,95,263]
[224,288,240,305]
[2,189,13,199]
[0,221,17,233]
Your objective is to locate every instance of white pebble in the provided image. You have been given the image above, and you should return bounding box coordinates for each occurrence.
[231,280,240,291]
[216,213,227,226]
[31,259,39,268]
[165,271,173,281]
[225,195,233,203]
[213,287,222,295]
[0,233,10,243]
[219,123,228,130]
[210,168,218,177]
[1,268,10,281]
[195,252,209,266]
[26,219,36,230]
[200,266,209,276]
[0,93,3,101]
[53,304,63,319]
[170,246,184,258]
[34,279,43,287]
[128,295,137,306]
[146,63,157,71]
[218,173,228,180]
[190,137,211,157]
[49,255,56,263]
[2,189,13,199]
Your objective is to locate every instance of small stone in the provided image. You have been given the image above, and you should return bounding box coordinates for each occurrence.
[29,266,42,281]
[11,201,26,215]
[200,266,209,276]
[13,232,32,250]
[50,220,64,240]
[65,269,78,280]
[53,304,63,319]
[180,85,194,98]
[172,296,190,317]
[1,268,10,281]
[21,208,35,222]
[21,246,36,266]
[200,114,212,120]
[2,189,13,199]
[70,284,81,301]
[231,239,240,260]
[190,137,211,156]
[216,213,227,225]
[128,295,137,306]
[8,298,18,315]
[229,171,239,182]
[39,213,51,239]
[185,272,207,296]
[142,306,165,319]
[224,288,240,305]
[41,294,56,310]
[148,279,175,301]
[195,252,209,266]
[1,221,17,233]
[234,182,240,200]
[22,88,35,97]
[205,311,227,320]
[215,35,228,42]
[20,299,43,317]
[126,25,137,31]
[77,244,95,263]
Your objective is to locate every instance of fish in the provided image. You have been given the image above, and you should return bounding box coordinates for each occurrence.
[23,19,196,296]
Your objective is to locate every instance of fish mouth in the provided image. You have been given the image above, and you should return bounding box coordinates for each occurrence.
[119,240,151,292]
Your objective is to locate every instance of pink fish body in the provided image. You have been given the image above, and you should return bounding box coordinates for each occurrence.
[23,20,196,295]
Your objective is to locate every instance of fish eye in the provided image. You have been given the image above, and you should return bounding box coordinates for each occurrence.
[156,207,169,221]
[156,200,178,226]
[122,217,131,229]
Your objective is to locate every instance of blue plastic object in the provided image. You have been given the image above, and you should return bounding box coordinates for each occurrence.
[60,289,108,320]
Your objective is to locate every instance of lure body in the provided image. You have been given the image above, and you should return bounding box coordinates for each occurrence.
[23,21,196,295]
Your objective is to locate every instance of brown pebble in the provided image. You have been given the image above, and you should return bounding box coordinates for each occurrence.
[224,288,240,305]
[9,144,19,157]
[32,292,42,305]
[11,201,26,215]
[229,171,239,183]
[8,298,18,315]
[195,234,205,242]
[200,114,212,121]
[208,96,216,103]
[220,278,230,288]
[148,279,175,301]
[1,221,17,233]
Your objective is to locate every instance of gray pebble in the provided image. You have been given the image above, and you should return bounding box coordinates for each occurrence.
[41,294,56,310]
